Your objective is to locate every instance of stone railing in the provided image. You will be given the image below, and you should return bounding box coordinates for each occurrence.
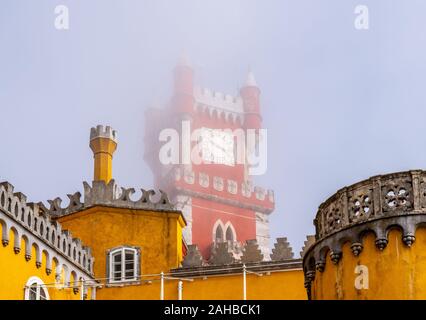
[314,170,426,241]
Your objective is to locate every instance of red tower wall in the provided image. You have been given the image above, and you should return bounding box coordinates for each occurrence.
[144,59,274,260]
[191,198,256,258]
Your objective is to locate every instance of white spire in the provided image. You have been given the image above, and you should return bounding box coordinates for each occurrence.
[245,70,257,87]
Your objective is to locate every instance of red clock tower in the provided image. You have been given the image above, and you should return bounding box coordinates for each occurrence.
[144,56,274,260]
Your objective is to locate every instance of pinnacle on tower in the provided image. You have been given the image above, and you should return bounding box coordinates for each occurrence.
[240,69,262,130]
[245,70,258,87]
[173,52,194,113]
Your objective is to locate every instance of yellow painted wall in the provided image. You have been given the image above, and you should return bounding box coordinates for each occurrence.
[57,205,305,300]
[88,269,305,300]
[57,206,185,299]
[312,228,426,300]
[0,230,84,300]
[176,269,306,300]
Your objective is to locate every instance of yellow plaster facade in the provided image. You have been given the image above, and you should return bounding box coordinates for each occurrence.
[57,206,185,282]
[0,222,93,300]
[56,205,305,300]
[311,228,426,300]
[90,131,117,183]
[0,125,306,300]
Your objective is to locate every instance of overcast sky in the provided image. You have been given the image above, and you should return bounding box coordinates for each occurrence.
[1,0,426,253]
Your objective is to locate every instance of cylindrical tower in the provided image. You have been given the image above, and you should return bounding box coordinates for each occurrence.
[89,125,118,183]
[303,170,426,300]
[240,71,262,131]
[173,53,194,115]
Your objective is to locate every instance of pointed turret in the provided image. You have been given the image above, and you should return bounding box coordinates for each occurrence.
[173,52,194,114]
[240,69,262,130]
[245,70,258,87]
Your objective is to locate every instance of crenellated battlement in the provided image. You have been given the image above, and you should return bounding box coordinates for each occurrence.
[83,179,176,211]
[38,180,177,218]
[194,87,243,111]
[90,125,118,143]
[0,181,94,278]
[194,87,245,125]
[300,235,315,258]
[194,103,245,125]
[181,238,294,268]
[174,238,300,277]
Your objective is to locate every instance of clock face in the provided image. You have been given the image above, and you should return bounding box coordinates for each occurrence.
[200,128,235,166]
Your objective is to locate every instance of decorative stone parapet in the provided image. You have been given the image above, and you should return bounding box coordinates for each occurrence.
[193,86,244,125]
[90,125,118,143]
[181,238,297,268]
[303,170,426,298]
[41,179,177,218]
[241,239,264,263]
[172,259,303,278]
[172,167,274,214]
[182,244,204,268]
[270,237,294,260]
[313,170,425,241]
[83,180,175,211]
[209,242,235,265]
[0,181,94,276]
[300,235,315,258]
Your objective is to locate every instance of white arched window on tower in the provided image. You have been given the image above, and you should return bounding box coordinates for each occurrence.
[213,220,237,243]
[224,222,237,242]
[226,226,234,241]
[24,276,49,300]
[213,220,225,243]
[215,225,224,243]
[107,246,140,283]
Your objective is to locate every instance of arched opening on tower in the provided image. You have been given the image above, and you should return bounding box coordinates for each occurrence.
[215,225,224,243]
[226,226,234,242]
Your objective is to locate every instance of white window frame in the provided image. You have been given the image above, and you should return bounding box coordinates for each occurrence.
[108,246,140,284]
[24,276,50,300]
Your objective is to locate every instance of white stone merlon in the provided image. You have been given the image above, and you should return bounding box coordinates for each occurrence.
[255,211,271,260]
[90,125,118,143]
[255,187,266,200]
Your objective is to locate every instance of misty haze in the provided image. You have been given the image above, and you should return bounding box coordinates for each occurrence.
[1,0,425,255]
